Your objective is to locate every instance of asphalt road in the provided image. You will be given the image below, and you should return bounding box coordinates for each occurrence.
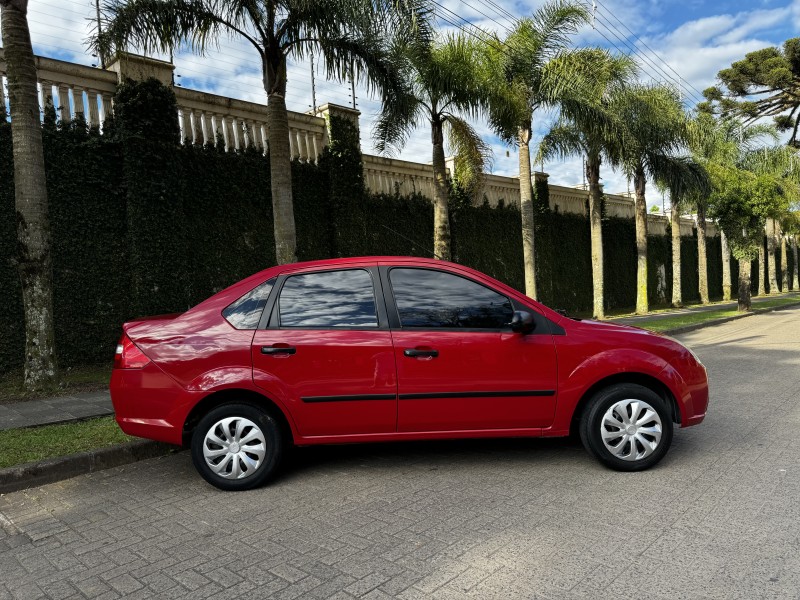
[1,307,799,599]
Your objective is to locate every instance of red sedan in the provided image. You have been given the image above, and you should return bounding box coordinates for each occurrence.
[111,257,708,490]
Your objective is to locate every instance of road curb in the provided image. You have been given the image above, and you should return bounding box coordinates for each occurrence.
[660,300,800,335]
[0,440,176,494]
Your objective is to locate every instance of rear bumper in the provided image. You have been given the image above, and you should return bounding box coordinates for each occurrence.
[110,363,189,446]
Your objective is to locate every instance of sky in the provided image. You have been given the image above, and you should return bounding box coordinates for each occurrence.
[2,0,799,209]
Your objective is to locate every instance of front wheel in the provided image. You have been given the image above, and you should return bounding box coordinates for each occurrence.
[191,403,283,491]
[579,383,673,472]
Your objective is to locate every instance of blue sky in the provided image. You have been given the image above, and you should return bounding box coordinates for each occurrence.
[3,0,799,206]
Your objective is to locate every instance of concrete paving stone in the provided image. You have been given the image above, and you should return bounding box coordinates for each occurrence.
[2,308,800,598]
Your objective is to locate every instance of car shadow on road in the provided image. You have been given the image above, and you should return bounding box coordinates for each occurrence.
[277,435,585,482]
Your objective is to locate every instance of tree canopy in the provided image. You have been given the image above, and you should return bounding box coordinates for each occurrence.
[702,38,800,147]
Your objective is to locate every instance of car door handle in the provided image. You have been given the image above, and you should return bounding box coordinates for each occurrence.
[261,345,296,355]
[404,348,439,358]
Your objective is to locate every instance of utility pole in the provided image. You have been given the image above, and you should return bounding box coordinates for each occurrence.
[310,49,317,113]
[349,60,357,110]
[95,0,106,68]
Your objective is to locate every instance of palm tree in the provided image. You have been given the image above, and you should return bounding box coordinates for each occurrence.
[610,83,691,313]
[783,211,800,290]
[95,0,431,265]
[719,227,732,300]
[375,34,491,261]
[654,157,710,308]
[690,115,778,303]
[1,0,58,390]
[538,51,637,318]
[481,0,588,299]
[766,217,780,293]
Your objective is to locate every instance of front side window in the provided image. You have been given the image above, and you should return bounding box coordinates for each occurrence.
[279,269,378,328]
[390,268,513,329]
[223,278,276,329]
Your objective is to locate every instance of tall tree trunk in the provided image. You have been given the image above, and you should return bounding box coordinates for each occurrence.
[696,204,709,304]
[431,117,451,261]
[518,123,536,299]
[586,154,604,319]
[766,218,778,293]
[671,204,682,307]
[792,235,799,291]
[1,0,58,390]
[738,256,752,312]
[633,165,648,314]
[264,56,297,265]
[781,229,789,292]
[720,227,732,301]
[757,243,766,296]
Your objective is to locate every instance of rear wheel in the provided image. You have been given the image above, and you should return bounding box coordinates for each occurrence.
[191,403,282,491]
[579,383,673,471]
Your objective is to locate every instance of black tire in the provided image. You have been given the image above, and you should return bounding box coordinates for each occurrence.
[579,383,673,472]
[191,403,283,491]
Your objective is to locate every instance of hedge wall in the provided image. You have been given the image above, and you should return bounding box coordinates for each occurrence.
[0,78,736,372]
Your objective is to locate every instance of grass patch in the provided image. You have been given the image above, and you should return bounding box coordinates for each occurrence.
[631,296,800,332]
[0,417,132,469]
[0,364,111,405]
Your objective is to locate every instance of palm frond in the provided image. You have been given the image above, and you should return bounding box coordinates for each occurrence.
[652,155,710,206]
[444,115,493,193]
[536,121,585,163]
[93,0,260,58]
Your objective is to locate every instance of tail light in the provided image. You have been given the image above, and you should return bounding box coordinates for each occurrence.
[114,334,151,369]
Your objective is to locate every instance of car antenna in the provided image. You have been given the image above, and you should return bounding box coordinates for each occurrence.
[379,224,444,260]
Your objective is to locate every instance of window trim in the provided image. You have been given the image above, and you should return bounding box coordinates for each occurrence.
[383,266,516,332]
[222,277,277,330]
[266,267,388,331]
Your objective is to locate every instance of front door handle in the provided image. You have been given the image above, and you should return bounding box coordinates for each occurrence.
[261,345,296,355]
[404,348,439,358]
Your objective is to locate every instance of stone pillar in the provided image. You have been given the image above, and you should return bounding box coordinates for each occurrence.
[315,103,360,151]
[106,52,175,86]
[87,90,101,127]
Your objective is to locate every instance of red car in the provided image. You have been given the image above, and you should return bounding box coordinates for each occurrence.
[111,257,708,490]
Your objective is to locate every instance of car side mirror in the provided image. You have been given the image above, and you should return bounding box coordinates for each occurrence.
[510,311,535,334]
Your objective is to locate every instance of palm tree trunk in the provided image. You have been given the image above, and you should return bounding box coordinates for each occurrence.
[720,227,732,301]
[766,218,778,293]
[781,229,789,292]
[1,0,58,390]
[792,235,799,291]
[431,117,451,261]
[757,243,766,296]
[738,256,752,312]
[671,205,682,307]
[696,205,709,304]
[518,124,536,299]
[633,165,647,314]
[586,153,604,319]
[264,56,297,265]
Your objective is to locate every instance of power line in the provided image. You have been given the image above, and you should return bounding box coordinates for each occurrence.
[592,12,703,105]
[594,0,706,102]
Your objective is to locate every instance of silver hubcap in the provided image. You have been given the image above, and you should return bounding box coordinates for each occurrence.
[203,417,266,479]
[601,399,663,461]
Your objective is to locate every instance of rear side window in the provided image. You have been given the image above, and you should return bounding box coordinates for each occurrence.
[390,268,513,329]
[223,278,276,329]
[279,269,378,328]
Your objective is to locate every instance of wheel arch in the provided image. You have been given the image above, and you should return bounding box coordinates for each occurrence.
[182,388,295,447]
[569,372,680,437]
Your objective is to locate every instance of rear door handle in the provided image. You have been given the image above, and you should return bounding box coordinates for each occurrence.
[404,348,439,358]
[261,345,296,355]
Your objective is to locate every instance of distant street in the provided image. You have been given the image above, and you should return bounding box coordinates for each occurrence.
[1,307,800,599]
